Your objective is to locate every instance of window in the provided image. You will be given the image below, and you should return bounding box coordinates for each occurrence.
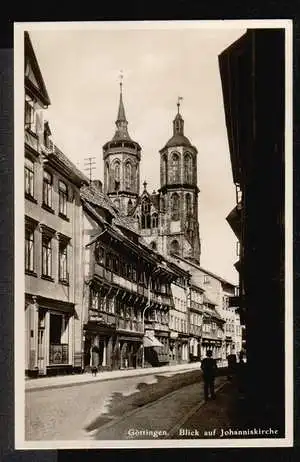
[25,157,34,198]
[125,162,132,190]
[25,228,34,272]
[185,193,192,216]
[59,240,69,283]
[152,213,158,228]
[114,161,120,191]
[127,199,133,214]
[141,197,151,229]
[150,241,157,251]
[162,154,168,185]
[204,274,210,284]
[114,198,120,209]
[160,196,166,212]
[58,181,68,217]
[170,239,180,256]
[42,234,52,278]
[171,153,180,183]
[184,153,193,183]
[25,98,35,131]
[171,193,179,220]
[43,170,53,209]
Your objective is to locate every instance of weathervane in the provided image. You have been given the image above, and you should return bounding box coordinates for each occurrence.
[119,70,124,92]
[177,96,183,113]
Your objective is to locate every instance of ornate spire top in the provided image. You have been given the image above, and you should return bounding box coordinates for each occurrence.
[143,180,148,191]
[177,96,183,114]
[117,70,127,123]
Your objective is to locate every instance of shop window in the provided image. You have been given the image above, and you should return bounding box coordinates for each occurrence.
[49,313,69,365]
[25,157,34,198]
[59,180,68,218]
[43,170,53,210]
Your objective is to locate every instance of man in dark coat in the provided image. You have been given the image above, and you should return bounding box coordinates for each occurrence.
[201,350,218,401]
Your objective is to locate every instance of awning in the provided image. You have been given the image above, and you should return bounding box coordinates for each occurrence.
[143,336,164,348]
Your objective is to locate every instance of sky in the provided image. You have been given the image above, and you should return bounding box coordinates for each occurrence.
[27,24,246,284]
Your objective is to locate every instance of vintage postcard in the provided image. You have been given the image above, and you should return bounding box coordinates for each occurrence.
[14,19,293,449]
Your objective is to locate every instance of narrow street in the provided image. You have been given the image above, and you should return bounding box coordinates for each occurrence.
[26,367,209,441]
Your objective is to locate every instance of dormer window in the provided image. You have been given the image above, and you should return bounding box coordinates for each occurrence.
[25,96,35,132]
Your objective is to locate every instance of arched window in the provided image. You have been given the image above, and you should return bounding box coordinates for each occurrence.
[141,197,151,229]
[127,199,133,215]
[113,198,120,209]
[114,161,120,192]
[160,196,165,212]
[170,240,180,255]
[171,193,180,220]
[171,153,180,183]
[162,154,168,185]
[105,162,109,192]
[185,193,192,215]
[184,153,192,183]
[125,162,132,190]
[152,213,158,228]
[150,241,157,251]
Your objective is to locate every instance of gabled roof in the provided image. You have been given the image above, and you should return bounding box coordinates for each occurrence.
[24,31,51,107]
[113,215,140,235]
[81,184,118,217]
[129,189,160,216]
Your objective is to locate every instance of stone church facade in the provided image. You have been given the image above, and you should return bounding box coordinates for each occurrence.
[103,87,201,265]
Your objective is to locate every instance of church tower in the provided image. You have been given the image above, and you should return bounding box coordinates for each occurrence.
[103,76,141,215]
[158,98,201,263]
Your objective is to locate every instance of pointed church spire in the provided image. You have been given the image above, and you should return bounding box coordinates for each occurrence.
[113,71,131,140]
[117,71,127,122]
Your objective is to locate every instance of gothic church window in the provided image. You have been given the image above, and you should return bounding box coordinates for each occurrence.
[171,193,180,220]
[186,193,192,216]
[170,240,180,255]
[150,241,157,251]
[114,161,120,191]
[125,161,132,191]
[160,196,166,211]
[127,199,133,214]
[152,213,158,228]
[170,153,180,183]
[162,154,168,185]
[114,198,120,210]
[141,197,151,229]
[184,153,192,183]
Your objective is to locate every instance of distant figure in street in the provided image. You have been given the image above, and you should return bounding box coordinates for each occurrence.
[201,350,218,401]
[227,353,237,380]
[237,352,247,394]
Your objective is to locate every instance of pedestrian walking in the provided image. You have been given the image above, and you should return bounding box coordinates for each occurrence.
[227,353,237,380]
[201,350,218,402]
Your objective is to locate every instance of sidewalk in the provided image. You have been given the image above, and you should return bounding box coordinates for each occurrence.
[25,362,201,392]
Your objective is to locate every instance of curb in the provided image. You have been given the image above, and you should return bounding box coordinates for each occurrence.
[85,382,194,438]
[25,366,200,393]
[168,380,229,438]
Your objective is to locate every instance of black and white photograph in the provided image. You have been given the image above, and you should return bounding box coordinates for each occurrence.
[14,20,293,448]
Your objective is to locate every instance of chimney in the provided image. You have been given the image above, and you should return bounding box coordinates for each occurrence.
[92,179,103,192]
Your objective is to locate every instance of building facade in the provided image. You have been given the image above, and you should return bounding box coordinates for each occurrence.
[219,29,285,431]
[24,32,89,376]
[188,284,204,361]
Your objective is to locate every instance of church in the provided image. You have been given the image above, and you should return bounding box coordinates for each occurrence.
[102,80,201,264]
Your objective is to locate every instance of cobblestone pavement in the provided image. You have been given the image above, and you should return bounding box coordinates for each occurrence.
[25,368,202,441]
[91,376,227,440]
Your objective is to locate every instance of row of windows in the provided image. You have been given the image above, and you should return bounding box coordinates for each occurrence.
[173,296,187,312]
[25,158,69,218]
[190,313,202,326]
[161,152,195,185]
[25,227,69,283]
[95,245,169,294]
[106,160,138,192]
[169,316,188,333]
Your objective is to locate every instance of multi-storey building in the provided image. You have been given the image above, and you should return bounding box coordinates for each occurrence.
[188,284,204,361]
[24,32,89,376]
[81,181,180,370]
[219,29,285,431]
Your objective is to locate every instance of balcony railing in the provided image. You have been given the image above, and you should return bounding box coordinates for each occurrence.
[89,310,116,325]
[116,318,143,333]
[49,343,69,365]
